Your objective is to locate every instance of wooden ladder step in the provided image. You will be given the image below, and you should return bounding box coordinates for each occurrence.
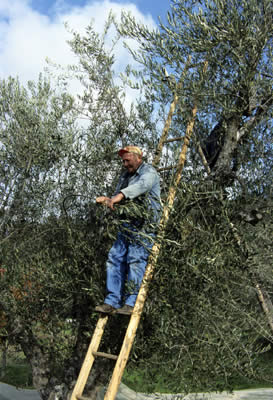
[164,136,184,143]
[157,165,178,172]
[92,351,118,360]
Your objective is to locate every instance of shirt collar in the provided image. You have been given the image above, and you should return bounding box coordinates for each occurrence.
[134,161,144,175]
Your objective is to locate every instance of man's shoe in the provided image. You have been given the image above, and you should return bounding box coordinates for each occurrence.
[95,304,116,314]
[116,305,134,315]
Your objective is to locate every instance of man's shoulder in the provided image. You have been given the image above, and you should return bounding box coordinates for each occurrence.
[139,162,159,175]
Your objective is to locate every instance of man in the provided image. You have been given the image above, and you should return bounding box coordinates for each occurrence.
[95,145,161,315]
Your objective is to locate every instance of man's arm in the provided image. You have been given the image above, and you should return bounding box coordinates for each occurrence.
[96,192,124,210]
[120,169,158,200]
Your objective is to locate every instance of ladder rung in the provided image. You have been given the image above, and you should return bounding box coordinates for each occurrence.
[76,396,91,400]
[92,351,118,360]
[164,136,184,143]
[157,165,177,172]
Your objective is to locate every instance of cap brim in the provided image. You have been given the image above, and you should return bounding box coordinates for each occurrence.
[118,149,128,157]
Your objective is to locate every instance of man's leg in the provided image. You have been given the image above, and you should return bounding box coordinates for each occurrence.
[124,235,153,308]
[104,232,128,309]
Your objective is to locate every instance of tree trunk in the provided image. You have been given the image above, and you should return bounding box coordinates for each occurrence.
[212,116,241,179]
[0,340,7,378]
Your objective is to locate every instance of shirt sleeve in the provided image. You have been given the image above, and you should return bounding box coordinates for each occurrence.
[120,169,158,200]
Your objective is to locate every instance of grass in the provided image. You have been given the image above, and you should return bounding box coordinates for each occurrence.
[1,347,272,393]
[1,363,33,388]
[228,348,273,390]
[0,346,33,389]
[123,349,273,394]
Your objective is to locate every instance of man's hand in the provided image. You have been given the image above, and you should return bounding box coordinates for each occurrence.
[96,196,112,209]
[96,196,110,204]
[96,193,124,210]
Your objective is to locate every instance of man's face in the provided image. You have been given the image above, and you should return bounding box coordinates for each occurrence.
[121,152,142,174]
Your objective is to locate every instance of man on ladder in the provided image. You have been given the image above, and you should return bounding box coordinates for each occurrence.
[95,145,161,315]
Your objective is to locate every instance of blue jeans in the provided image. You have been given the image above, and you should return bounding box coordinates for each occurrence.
[104,230,153,308]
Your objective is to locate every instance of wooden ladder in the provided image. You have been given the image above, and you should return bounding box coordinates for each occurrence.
[71,59,207,400]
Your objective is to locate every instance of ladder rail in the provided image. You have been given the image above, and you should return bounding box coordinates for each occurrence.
[71,60,208,400]
[104,100,199,400]
[104,61,208,400]
[70,315,108,400]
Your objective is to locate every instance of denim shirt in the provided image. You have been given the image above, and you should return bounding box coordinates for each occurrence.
[114,162,161,224]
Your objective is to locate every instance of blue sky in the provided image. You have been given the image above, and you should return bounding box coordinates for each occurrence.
[0,0,171,91]
[30,0,171,21]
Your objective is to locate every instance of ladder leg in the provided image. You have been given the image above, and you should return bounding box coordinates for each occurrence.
[71,315,109,400]
[103,311,140,400]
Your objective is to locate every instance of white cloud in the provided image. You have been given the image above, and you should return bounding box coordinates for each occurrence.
[0,0,156,93]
